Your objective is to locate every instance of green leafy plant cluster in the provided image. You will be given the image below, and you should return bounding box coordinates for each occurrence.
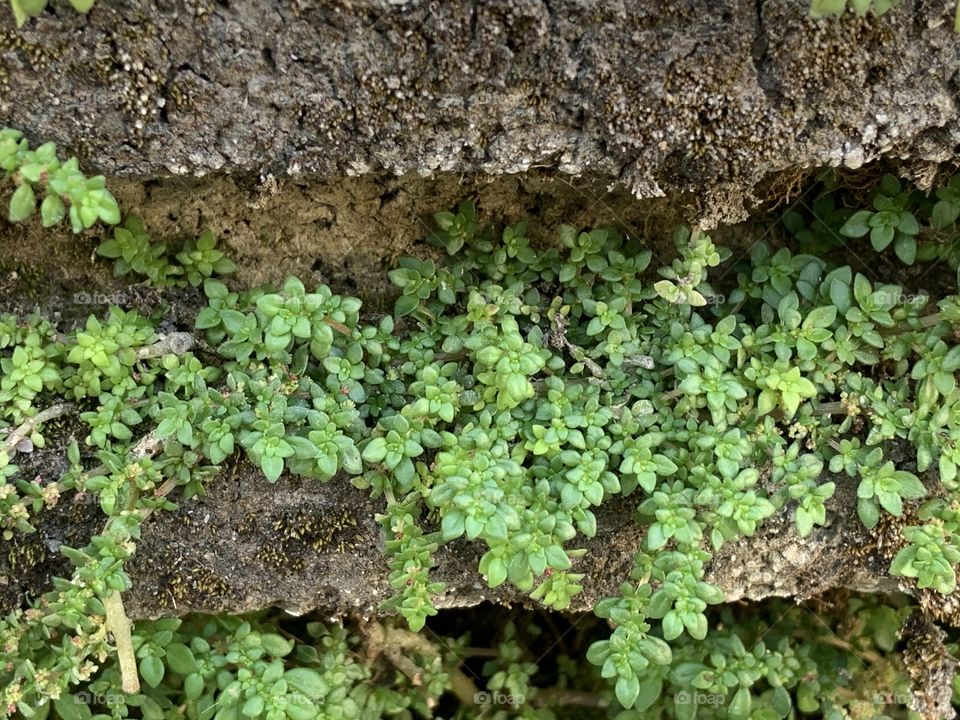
[2,133,231,289]
[786,171,960,275]
[93,216,235,287]
[839,175,921,264]
[0,312,62,430]
[93,216,182,286]
[3,132,960,718]
[1,130,119,232]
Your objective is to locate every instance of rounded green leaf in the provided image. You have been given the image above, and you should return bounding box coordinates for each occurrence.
[486,556,508,586]
[184,672,205,700]
[241,696,265,718]
[40,193,66,227]
[361,437,388,463]
[634,676,662,712]
[97,191,122,224]
[839,210,873,238]
[615,672,640,709]
[394,293,420,317]
[139,654,165,688]
[260,455,284,482]
[893,234,916,265]
[662,610,683,640]
[870,224,895,251]
[857,497,880,529]
[165,643,199,675]
[284,667,326,699]
[728,686,752,720]
[9,183,36,222]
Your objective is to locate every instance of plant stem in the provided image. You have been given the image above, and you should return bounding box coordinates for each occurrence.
[814,633,883,665]
[812,401,847,416]
[103,591,139,694]
[1,402,75,458]
[533,689,608,708]
[139,476,179,522]
[362,620,479,706]
[459,646,500,658]
[323,316,352,336]
[136,332,195,359]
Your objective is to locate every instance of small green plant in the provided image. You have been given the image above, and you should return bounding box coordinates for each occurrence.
[788,171,960,286]
[64,307,155,399]
[1,129,120,232]
[96,215,183,285]
[379,502,445,631]
[890,504,960,594]
[839,175,920,264]
[653,227,727,306]
[176,229,237,286]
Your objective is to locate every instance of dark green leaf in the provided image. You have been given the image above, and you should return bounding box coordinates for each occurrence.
[839,210,872,238]
[139,654,165,688]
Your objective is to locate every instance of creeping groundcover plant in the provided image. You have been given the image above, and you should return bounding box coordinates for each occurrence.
[2,127,960,718]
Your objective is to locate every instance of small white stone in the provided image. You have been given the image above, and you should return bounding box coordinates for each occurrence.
[842,144,864,169]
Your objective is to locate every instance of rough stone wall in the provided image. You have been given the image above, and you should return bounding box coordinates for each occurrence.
[2,0,959,216]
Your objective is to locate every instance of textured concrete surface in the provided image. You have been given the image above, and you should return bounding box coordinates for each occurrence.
[1,0,959,206]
